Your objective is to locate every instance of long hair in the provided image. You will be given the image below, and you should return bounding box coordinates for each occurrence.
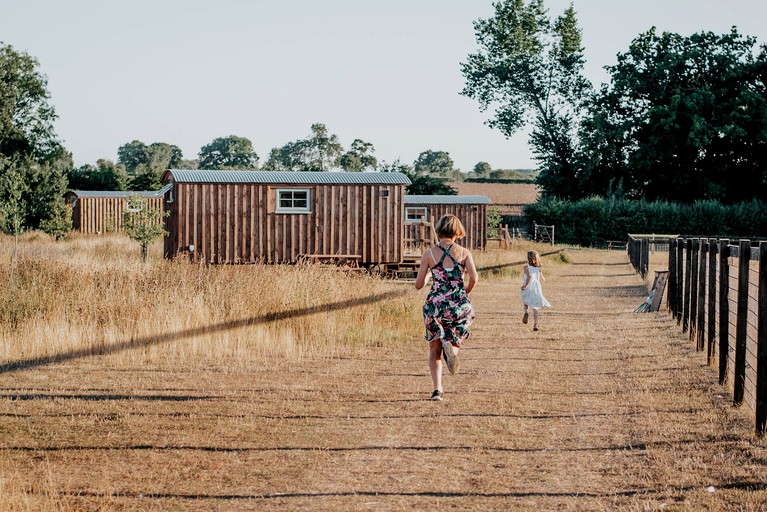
[434,214,466,240]
[527,250,541,267]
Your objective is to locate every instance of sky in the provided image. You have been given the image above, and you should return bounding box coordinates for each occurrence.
[1,0,766,173]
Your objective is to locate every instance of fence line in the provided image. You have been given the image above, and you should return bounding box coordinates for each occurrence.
[661,237,767,435]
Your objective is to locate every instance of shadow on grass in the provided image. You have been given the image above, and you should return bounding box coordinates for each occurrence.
[59,480,767,500]
[476,249,564,273]
[0,290,407,375]
[4,435,741,454]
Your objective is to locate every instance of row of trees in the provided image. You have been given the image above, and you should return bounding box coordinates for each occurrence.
[461,0,767,203]
[69,132,468,194]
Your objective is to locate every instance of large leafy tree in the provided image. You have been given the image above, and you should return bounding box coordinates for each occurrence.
[579,28,767,202]
[262,142,305,171]
[0,43,70,231]
[198,135,259,170]
[461,0,590,198]
[302,123,343,171]
[413,150,456,177]
[472,161,492,177]
[338,139,377,172]
[118,140,184,190]
[263,123,343,172]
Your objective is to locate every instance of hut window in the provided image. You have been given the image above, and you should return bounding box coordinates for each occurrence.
[276,189,311,213]
[405,207,428,223]
[126,198,145,212]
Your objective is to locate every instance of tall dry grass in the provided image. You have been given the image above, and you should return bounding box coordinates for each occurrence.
[0,232,423,367]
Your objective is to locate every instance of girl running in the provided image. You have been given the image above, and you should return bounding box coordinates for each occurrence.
[415,215,478,401]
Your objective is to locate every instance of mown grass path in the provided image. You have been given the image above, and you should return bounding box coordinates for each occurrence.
[2,249,767,511]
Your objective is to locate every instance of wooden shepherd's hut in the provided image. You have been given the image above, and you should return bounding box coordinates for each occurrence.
[403,195,492,250]
[161,169,411,265]
[65,190,165,235]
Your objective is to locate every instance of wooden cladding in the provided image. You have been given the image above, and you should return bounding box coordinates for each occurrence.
[403,204,488,250]
[164,182,404,265]
[67,193,164,235]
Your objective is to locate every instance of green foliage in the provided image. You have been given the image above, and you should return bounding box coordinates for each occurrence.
[123,194,167,262]
[263,123,342,172]
[118,140,185,190]
[461,0,590,194]
[68,159,129,191]
[524,197,767,246]
[378,159,457,196]
[413,150,456,176]
[576,28,767,202]
[198,135,259,170]
[487,206,502,237]
[0,43,59,160]
[0,156,28,239]
[338,139,377,172]
[472,161,492,177]
[0,43,70,232]
[39,199,72,240]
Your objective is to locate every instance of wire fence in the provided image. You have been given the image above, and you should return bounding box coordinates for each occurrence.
[662,237,767,435]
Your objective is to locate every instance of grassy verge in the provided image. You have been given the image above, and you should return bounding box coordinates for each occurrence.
[0,232,423,367]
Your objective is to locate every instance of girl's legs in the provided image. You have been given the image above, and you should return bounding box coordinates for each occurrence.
[533,308,540,329]
[522,304,529,323]
[429,340,443,392]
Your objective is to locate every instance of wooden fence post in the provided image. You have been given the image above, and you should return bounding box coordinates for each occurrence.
[677,238,685,326]
[641,237,649,280]
[683,238,693,333]
[734,239,751,406]
[707,239,718,366]
[697,239,707,351]
[757,241,767,435]
[668,238,677,317]
[689,238,699,340]
[719,240,730,385]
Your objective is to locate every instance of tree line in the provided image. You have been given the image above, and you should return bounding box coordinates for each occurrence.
[461,0,767,204]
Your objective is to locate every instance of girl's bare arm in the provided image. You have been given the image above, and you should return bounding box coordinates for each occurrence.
[464,250,479,294]
[414,251,433,290]
[521,266,530,290]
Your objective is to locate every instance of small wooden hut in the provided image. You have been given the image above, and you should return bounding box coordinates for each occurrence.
[65,190,165,235]
[403,195,492,251]
[161,169,411,265]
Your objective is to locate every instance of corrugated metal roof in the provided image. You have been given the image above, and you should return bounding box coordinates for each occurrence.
[67,190,162,198]
[404,195,492,205]
[164,169,411,185]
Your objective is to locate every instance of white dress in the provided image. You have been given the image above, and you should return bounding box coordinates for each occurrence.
[520,265,551,309]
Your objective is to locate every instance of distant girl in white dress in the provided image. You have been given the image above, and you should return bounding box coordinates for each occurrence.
[520,250,550,331]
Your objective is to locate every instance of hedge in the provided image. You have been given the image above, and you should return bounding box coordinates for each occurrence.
[523,197,767,246]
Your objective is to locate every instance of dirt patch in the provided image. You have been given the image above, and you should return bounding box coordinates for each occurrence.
[2,249,766,511]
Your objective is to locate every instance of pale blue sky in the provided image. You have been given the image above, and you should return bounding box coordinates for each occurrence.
[2,0,766,172]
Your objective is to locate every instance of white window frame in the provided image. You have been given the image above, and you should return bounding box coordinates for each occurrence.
[405,206,428,223]
[275,188,312,214]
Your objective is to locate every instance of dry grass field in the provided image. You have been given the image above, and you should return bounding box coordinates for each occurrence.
[1,234,767,511]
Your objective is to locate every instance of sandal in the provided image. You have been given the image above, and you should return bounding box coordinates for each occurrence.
[522,312,529,324]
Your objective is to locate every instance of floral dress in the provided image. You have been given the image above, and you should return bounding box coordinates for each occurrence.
[423,244,475,347]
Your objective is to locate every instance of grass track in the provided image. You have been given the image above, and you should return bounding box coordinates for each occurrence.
[2,248,767,511]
